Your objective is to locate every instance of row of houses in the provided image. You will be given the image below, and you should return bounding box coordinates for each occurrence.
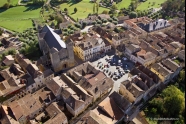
[77,57,182,124]
[0,61,114,123]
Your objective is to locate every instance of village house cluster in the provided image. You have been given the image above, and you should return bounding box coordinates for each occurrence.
[0,15,185,124]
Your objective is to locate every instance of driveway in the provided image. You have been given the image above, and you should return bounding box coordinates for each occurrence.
[80,25,93,33]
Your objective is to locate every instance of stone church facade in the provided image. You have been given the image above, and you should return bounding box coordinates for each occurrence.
[38,25,74,72]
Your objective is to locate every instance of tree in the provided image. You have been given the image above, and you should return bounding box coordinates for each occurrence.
[102,10,109,14]
[162,85,185,117]
[8,49,16,55]
[96,2,99,14]
[0,29,3,36]
[64,8,68,12]
[55,15,64,25]
[93,3,95,14]
[130,0,138,11]
[2,3,10,9]
[110,3,118,15]
[74,7,77,13]
[129,11,137,18]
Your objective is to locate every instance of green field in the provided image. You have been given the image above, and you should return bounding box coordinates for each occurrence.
[60,0,109,21]
[0,20,33,32]
[0,6,41,32]
[0,0,18,7]
[116,0,132,9]
[137,0,166,10]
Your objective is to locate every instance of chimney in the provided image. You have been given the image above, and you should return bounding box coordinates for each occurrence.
[138,73,141,77]
[85,118,88,124]
[79,95,82,100]
[158,67,160,72]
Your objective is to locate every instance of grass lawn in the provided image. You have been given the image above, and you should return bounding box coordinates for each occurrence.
[0,0,18,7]
[146,117,158,124]
[137,0,167,10]
[116,0,132,9]
[0,20,33,32]
[60,0,109,21]
[0,6,41,20]
[0,6,41,32]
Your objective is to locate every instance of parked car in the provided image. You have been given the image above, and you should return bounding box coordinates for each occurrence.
[118,60,121,63]
[110,74,114,78]
[116,66,120,69]
[113,76,118,80]
[123,57,127,61]
[106,68,109,73]
[114,71,117,75]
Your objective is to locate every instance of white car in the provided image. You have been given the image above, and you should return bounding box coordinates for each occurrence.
[122,57,127,61]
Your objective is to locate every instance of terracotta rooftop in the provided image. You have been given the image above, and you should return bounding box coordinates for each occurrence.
[88,72,106,85]
[46,76,67,96]
[98,97,124,120]
[77,110,107,124]
[45,112,67,124]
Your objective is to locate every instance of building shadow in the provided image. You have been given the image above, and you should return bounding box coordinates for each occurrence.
[23,5,41,12]
[0,8,7,14]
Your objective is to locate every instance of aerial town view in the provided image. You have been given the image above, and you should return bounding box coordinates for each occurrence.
[0,0,185,124]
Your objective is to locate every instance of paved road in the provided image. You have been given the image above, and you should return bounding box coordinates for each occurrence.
[18,0,27,5]
[80,25,93,33]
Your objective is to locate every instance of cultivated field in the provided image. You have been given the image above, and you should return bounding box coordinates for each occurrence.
[60,0,109,21]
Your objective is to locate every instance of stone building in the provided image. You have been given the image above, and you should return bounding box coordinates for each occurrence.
[69,32,111,61]
[38,25,75,72]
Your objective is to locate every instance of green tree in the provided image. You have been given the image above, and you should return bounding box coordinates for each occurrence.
[2,3,10,9]
[96,2,99,14]
[102,10,109,14]
[129,11,137,18]
[64,8,68,12]
[110,3,118,15]
[55,15,64,25]
[93,3,95,14]
[0,29,3,36]
[8,49,16,55]
[74,7,77,13]
[162,85,185,117]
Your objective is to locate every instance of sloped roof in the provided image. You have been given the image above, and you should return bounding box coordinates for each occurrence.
[15,54,31,70]
[26,64,41,78]
[66,95,84,110]
[40,25,66,50]
[98,97,124,120]
[161,59,180,72]
[109,91,131,111]
[43,69,53,78]
[77,110,107,124]
[46,76,66,96]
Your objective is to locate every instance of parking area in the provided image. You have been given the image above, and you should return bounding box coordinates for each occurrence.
[92,54,135,93]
